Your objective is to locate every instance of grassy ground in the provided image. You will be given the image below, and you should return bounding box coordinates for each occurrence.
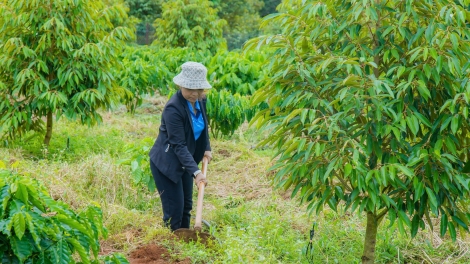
[1,95,469,263]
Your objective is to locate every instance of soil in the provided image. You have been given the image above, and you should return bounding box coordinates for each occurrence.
[127,244,191,264]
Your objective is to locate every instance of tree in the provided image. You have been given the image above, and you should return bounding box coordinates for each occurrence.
[0,0,133,146]
[210,0,265,50]
[259,0,282,17]
[124,0,163,44]
[248,0,470,262]
[153,0,226,55]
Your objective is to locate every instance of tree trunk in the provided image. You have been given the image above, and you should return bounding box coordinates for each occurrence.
[361,212,378,263]
[44,111,53,146]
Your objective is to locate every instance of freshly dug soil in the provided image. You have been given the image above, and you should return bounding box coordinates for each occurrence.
[128,244,191,264]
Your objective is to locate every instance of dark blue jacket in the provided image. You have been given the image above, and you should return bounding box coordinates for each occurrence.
[149,91,211,183]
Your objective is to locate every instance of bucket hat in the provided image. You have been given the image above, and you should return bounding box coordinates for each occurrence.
[173,62,212,89]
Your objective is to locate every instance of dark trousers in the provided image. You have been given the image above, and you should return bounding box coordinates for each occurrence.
[150,160,193,231]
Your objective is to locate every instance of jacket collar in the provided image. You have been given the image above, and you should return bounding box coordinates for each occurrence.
[176,90,208,134]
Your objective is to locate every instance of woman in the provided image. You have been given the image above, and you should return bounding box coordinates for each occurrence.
[149,61,212,231]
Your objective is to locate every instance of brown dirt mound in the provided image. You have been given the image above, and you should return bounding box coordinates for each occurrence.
[128,244,191,264]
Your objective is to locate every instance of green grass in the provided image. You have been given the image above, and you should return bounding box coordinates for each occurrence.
[1,95,469,263]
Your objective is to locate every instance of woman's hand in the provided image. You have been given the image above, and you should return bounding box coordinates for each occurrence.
[204,151,212,163]
[194,172,207,187]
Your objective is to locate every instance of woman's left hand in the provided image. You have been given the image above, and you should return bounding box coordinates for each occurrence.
[204,151,212,163]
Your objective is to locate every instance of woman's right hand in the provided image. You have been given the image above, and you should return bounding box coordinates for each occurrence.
[194,173,207,187]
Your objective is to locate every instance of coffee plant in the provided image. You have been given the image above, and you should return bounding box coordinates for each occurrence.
[208,50,267,95]
[0,168,124,263]
[206,89,253,138]
[205,50,268,136]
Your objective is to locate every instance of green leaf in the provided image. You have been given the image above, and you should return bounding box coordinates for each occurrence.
[440,214,448,237]
[425,187,438,210]
[10,236,32,262]
[398,210,411,227]
[451,116,459,134]
[411,214,420,238]
[445,137,456,154]
[448,222,457,241]
[56,214,90,236]
[414,112,431,128]
[394,164,414,178]
[406,115,419,136]
[13,213,25,240]
[15,183,28,205]
[67,237,90,264]
[49,238,72,264]
[452,215,469,231]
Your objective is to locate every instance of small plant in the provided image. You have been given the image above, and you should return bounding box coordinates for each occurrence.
[101,253,130,264]
[0,169,123,263]
[118,137,155,192]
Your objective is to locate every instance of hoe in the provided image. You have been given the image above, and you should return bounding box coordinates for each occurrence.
[174,157,215,245]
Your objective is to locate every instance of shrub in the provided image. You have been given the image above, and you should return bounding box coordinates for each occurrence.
[0,168,122,263]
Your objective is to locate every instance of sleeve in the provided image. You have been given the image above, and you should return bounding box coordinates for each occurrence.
[163,105,200,175]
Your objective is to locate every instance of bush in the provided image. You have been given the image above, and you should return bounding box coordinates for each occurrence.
[0,167,123,263]
[205,50,269,136]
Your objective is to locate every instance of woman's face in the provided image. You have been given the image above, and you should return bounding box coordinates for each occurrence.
[181,87,205,103]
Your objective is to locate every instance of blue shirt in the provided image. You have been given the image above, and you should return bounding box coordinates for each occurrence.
[187,100,205,140]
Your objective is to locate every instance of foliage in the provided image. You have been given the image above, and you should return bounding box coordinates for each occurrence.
[118,137,155,192]
[102,253,130,264]
[103,0,140,29]
[153,0,226,55]
[208,50,267,95]
[248,0,470,262]
[124,0,163,44]
[0,0,134,146]
[115,45,210,111]
[116,45,170,111]
[210,0,264,50]
[205,50,268,137]
[125,0,162,22]
[259,0,282,17]
[206,90,253,138]
[0,168,120,263]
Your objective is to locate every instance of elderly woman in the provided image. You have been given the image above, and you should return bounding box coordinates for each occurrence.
[149,61,212,231]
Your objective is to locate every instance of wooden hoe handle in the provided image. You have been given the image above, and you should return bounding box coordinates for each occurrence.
[194,156,208,231]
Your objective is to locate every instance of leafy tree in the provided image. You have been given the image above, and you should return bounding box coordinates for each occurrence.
[124,0,163,44]
[259,0,282,17]
[0,0,133,146]
[248,0,470,262]
[125,0,162,21]
[153,0,226,55]
[211,0,265,50]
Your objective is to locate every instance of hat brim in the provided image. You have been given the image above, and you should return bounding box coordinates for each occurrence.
[173,74,212,89]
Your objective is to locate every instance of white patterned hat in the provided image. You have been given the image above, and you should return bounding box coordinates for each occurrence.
[173,61,212,89]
